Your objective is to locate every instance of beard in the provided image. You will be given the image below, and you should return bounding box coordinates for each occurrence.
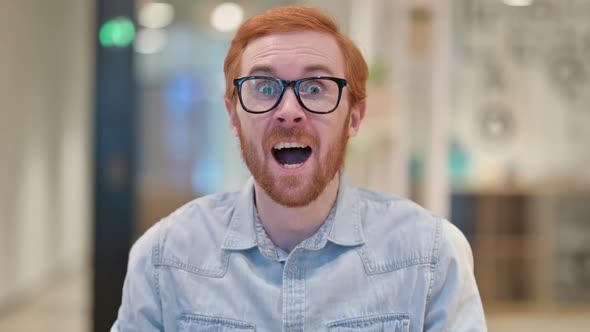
[236,115,350,207]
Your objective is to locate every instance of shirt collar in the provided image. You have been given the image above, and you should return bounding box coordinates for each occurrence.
[221,172,366,251]
[221,177,258,250]
[326,172,366,246]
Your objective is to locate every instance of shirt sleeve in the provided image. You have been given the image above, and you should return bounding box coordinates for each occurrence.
[424,219,487,331]
[111,223,163,332]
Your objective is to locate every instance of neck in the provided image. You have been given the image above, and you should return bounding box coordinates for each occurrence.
[254,173,340,253]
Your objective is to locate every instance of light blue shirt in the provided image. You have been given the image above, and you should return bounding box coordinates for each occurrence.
[112,174,487,331]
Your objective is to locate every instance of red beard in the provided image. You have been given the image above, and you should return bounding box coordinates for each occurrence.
[236,116,350,207]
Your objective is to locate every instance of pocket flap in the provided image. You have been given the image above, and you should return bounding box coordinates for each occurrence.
[327,313,410,331]
[178,313,255,331]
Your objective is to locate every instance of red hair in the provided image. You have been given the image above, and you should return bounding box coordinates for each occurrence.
[223,6,368,107]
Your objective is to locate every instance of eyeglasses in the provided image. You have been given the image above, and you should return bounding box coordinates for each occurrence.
[233,76,347,114]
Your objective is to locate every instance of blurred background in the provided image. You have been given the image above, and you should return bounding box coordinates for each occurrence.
[1,0,589,331]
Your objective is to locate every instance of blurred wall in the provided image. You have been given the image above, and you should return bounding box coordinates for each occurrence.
[0,0,93,309]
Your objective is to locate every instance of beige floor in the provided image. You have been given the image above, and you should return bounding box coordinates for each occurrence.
[488,311,590,332]
[0,273,588,332]
[0,273,90,332]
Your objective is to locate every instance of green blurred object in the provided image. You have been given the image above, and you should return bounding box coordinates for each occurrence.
[449,140,470,187]
[99,17,136,48]
[368,57,389,85]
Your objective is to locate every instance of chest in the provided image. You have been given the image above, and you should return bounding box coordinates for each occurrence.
[158,247,432,331]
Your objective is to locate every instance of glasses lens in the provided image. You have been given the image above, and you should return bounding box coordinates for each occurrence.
[298,78,340,113]
[240,78,282,113]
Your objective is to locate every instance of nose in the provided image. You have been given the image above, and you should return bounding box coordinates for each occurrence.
[273,88,306,124]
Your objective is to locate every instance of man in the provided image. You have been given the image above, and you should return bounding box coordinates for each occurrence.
[113,5,486,331]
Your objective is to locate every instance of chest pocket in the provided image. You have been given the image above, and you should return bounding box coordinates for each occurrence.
[327,313,410,332]
[178,313,256,332]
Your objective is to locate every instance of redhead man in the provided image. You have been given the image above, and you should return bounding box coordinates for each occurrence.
[113,6,486,331]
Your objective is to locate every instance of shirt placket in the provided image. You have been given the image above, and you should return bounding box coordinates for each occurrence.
[282,247,305,332]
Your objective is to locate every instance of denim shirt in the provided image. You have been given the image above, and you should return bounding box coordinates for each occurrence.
[112,174,487,331]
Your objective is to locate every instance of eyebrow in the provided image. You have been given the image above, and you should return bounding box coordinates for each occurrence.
[247,65,276,76]
[247,64,336,77]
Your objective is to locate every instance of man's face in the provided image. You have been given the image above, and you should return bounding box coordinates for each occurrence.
[225,31,364,207]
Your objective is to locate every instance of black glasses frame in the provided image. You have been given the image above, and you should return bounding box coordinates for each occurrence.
[232,76,347,114]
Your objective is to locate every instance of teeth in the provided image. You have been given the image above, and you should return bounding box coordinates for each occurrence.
[273,142,308,150]
[283,163,304,169]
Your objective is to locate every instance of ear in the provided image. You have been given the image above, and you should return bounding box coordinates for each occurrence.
[348,99,366,137]
[225,97,239,137]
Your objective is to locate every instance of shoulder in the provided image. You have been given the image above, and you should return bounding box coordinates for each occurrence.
[129,191,240,275]
[356,186,441,249]
[355,187,470,273]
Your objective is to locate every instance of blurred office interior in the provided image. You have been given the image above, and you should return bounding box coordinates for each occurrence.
[0,0,589,331]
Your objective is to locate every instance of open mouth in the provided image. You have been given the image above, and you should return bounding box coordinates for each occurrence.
[272,142,313,169]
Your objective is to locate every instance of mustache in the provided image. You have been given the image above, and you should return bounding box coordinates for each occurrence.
[263,126,318,151]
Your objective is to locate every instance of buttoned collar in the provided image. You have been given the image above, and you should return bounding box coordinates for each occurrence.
[221,172,366,252]
[326,172,366,247]
[221,177,259,250]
